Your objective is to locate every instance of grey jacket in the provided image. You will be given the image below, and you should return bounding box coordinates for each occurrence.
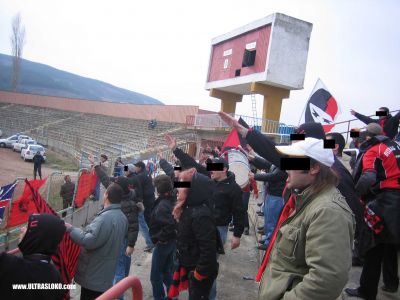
[69,204,128,292]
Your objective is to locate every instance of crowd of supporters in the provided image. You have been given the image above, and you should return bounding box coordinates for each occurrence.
[0,106,399,300]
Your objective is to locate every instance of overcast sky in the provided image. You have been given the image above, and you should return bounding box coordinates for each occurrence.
[0,0,399,133]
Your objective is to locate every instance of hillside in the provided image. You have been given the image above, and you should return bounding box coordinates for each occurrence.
[0,53,163,105]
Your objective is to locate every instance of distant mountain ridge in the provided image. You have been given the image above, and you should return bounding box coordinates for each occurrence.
[0,53,163,105]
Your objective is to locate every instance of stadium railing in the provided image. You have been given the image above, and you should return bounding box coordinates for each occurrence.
[96,276,143,300]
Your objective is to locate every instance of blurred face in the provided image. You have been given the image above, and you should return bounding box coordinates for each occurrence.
[101,157,106,163]
[210,169,227,181]
[134,166,141,173]
[325,136,339,156]
[286,164,320,190]
[173,170,181,179]
[65,175,71,183]
[378,108,387,120]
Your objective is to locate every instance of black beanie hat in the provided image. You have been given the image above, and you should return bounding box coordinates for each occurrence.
[154,174,173,194]
[295,122,325,140]
[18,213,65,256]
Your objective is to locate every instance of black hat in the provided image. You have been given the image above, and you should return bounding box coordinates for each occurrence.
[154,174,173,194]
[212,157,229,170]
[18,213,66,256]
[295,122,325,140]
[100,154,108,160]
[134,161,146,170]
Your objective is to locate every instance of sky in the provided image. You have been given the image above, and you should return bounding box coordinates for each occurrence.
[0,0,399,133]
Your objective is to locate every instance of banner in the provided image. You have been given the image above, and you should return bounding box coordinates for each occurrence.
[0,181,18,223]
[304,79,340,133]
[6,178,47,228]
[74,170,97,207]
[25,180,81,293]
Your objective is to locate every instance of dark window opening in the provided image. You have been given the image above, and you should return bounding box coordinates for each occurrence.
[235,69,241,77]
[242,49,256,67]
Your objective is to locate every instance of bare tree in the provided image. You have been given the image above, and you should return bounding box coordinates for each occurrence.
[10,13,26,92]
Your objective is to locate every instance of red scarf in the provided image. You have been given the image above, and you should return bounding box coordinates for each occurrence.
[255,192,296,282]
[378,119,387,136]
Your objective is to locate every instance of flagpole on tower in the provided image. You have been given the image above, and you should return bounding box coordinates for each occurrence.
[297,102,308,126]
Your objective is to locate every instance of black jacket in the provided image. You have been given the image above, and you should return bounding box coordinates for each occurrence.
[94,166,139,247]
[149,194,176,244]
[135,170,155,204]
[176,173,219,277]
[59,181,75,206]
[254,164,287,197]
[126,172,144,202]
[0,253,65,300]
[173,148,244,237]
[159,159,175,179]
[33,154,44,166]
[355,112,400,140]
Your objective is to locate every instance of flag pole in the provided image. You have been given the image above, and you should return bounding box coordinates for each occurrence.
[297,101,307,126]
[298,78,321,126]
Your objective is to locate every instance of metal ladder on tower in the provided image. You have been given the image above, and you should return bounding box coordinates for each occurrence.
[251,93,258,127]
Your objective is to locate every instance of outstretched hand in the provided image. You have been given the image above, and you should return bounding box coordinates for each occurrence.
[218,111,249,138]
[165,134,177,151]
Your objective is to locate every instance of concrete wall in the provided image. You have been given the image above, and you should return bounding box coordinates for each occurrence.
[0,91,199,124]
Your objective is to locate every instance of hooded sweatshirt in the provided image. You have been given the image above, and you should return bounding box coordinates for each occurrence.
[0,214,66,300]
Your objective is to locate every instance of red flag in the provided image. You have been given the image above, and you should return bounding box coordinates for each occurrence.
[25,180,81,296]
[304,79,340,133]
[6,178,47,228]
[74,170,97,207]
[222,128,241,151]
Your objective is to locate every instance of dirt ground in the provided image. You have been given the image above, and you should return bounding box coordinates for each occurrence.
[0,147,60,186]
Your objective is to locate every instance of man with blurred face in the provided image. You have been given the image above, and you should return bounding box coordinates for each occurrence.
[351,107,400,140]
[255,138,355,299]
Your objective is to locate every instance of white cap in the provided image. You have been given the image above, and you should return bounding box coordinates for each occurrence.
[275,138,334,167]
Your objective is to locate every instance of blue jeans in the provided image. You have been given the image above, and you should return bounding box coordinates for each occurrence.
[263,194,284,246]
[150,241,176,300]
[138,211,153,247]
[113,238,131,300]
[209,226,228,300]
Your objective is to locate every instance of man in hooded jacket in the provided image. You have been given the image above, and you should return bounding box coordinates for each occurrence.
[0,213,66,300]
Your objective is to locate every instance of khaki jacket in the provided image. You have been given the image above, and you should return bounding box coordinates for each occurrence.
[259,186,355,300]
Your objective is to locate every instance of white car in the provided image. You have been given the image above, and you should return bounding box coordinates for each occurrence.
[21,144,46,162]
[13,139,37,152]
[0,134,31,148]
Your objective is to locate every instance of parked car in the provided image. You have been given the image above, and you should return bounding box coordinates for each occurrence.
[0,134,31,148]
[21,144,46,162]
[13,139,37,152]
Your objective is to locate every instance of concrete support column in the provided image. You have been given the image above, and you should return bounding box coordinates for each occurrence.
[250,83,290,133]
[209,88,243,114]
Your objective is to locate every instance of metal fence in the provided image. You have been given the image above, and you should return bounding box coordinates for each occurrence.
[0,169,104,252]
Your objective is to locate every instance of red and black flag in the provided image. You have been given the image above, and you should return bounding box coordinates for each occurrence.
[304,79,340,133]
[25,179,80,298]
[221,117,249,152]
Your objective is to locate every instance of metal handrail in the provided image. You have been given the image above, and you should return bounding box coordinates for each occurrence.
[334,109,399,144]
[96,276,143,300]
